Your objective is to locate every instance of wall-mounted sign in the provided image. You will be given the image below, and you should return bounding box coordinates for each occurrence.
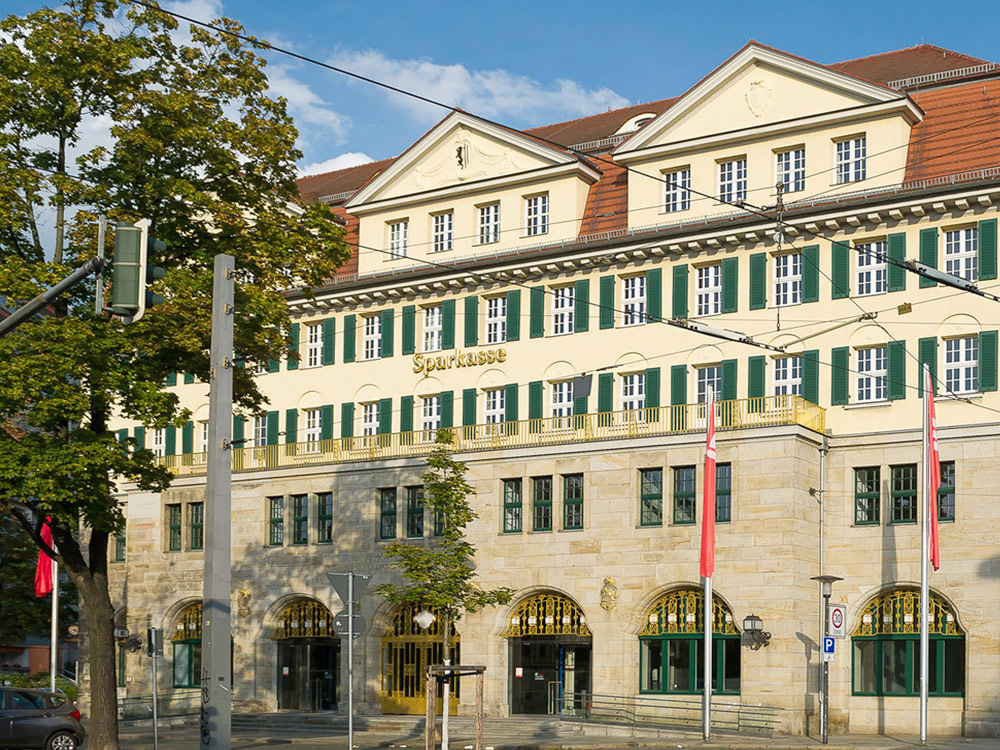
[413,348,507,376]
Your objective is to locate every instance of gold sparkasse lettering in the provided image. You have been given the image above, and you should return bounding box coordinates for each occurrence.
[478,351,487,365]
[497,349,507,362]
[436,356,446,371]
[413,354,424,374]
[486,350,496,364]
[449,354,456,367]
[413,347,508,376]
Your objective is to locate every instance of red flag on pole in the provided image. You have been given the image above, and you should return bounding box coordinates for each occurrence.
[927,371,941,571]
[34,517,54,598]
[700,390,717,578]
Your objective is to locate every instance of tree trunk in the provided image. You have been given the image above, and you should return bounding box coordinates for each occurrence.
[75,569,119,750]
[53,133,66,264]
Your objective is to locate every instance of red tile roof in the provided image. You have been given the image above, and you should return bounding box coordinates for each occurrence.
[524,98,677,148]
[831,44,995,87]
[297,158,395,204]
[578,159,628,237]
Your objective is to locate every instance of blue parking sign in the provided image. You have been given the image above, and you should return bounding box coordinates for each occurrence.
[823,637,835,654]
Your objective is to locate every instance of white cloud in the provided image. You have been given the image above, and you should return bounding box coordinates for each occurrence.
[327,49,629,125]
[266,64,351,141]
[298,152,375,177]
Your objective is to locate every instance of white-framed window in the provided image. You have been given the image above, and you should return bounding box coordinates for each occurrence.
[718,158,747,203]
[388,219,408,258]
[945,336,978,394]
[486,296,507,344]
[303,408,322,451]
[622,275,646,326]
[199,420,209,453]
[835,136,866,184]
[423,305,442,352]
[432,212,453,253]
[152,428,166,458]
[253,415,268,449]
[362,314,382,361]
[552,285,575,335]
[664,168,691,212]
[697,365,722,403]
[305,323,322,368]
[775,147,805,193]
[945,227,978,282]
[550,380,574,424]
[478,203,500,244]
[621,373,646,413]
[773,356,802,396]
[484,388,505,424]
[362,402,379,437]
[857,346,887,402]
[525,194,549,236]
[774,252,802,307]
[696,264,722,317]
[856,241,887,296]
[421,395,441,437]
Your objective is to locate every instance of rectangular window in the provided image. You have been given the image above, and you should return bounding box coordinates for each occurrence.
[696,264,722,317]
[857,346,887,402]
[317,492,333,543]
[503,478,523,533]
[673,466,696,524]
[362,402,379,437]
[664,168,691,212]
[303,408,321,451]
[525,194,549,236]
[775,147,805,193]
[774,253,802,307]
[856,241,888,296]
[550,380,574,425]
[563,474,584,530]
[433,507,446,537]
[486,296,507,344]
[890,465,917,524]
[189,502,204,551]
[152,428,166,458]
[423,305,443,352]
[478,203,500,244]
[938,461,955,522]
[406,486,424,538]
[640,468,663,527]
[697,365,722,403]
[854,467,880,525]
[718,158,747,203]
[421,395,441,439]
[379,488,397,540]
[552,285,575,335]
[292,494,308,544]
[172,642,201,689]
[253,415,267,449]
[118,644,128,687]
[944,228,978,282]
[199,420,209,453]
[432,212,453,253]
[836,136,866,184]
[622,275,646,326]
[716,463,732,523]
[773,356,802,396]
[362,314,382,360]
[622,373,646,415]
[484,388,505,424]
[268,496,284,545]
[306,323,322,368]
[167,504,181,551]
[114,531,126,562]
[532,476,552,531]
[388,219,408,258]
[945,337,978,394]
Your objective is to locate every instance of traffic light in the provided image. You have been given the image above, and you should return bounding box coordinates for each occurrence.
[111,218,166,322]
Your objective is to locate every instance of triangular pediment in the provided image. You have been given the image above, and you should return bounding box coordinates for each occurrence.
[615,43,911,155]
[346,111,586,209]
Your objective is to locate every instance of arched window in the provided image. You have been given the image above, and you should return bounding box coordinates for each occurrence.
[639,588,740,694]
[171,602,202,689]
[381,604,460,715]
[851,588,964,696]
[502,593,592,638]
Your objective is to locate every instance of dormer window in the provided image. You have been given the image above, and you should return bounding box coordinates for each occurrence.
[525,194,549,237]
[718,158,747,203]
[835,136,866,184]
[615,113,658,135]
[388,219,408,258]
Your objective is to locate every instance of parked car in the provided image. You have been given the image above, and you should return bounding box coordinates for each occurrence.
[0,687,85,750]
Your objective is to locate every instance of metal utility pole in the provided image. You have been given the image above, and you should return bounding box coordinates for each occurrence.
[0,257,105,338]
[812,575,841,744]
[94,215,107,315]
[919,364,930,744]
[330,573,370,750]
[202,254,235,749]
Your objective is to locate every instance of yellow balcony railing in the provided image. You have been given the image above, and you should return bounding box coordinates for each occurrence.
[158,395,824,477]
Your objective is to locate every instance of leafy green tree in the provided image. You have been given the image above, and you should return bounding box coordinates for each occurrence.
[0,3,348,748]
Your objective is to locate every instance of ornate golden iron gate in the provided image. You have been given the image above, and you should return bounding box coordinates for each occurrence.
[380,604,460,714]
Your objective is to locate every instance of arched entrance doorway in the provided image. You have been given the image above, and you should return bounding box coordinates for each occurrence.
[171,603,202,689]
[273,599,340,711]
[503,592,592,714]
[380,604,460,715]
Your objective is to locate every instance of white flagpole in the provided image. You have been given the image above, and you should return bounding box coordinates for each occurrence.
[919,365,930,743]
[50,556,58,692]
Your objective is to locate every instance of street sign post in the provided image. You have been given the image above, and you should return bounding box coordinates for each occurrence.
[822,637,835,663]
[329,573,370,750]
[828,605,846,638]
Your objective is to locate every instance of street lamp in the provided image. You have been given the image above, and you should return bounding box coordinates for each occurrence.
[811,575,843,744]
[741,613,771,649]
[414,609,436,631]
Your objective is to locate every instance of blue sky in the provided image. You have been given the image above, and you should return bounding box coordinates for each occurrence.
[7,0,998,176]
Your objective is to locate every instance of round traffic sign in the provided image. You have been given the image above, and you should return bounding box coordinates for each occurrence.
[831,608,843,629]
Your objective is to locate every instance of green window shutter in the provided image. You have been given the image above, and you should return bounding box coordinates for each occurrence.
[749,253,767,310]
[646,267,662,322]
[529,286,545,338]
[400,396,413,434]
[401,306,416,355]
[134,426,145,449]
[671,264,688,320]
[464,296,479,347]
[980,330,998,392]
[918,338,937,397]
[721,359,738,401]
[979,218,998,281]
[166,372,178,387]
[182,421,194,454]
[184,372,195,384]
[267,359,280,374]
[528,381,543,420]
[506,290,521,341]
[919,228,938,288]
[378,398,392,434]
[802,350,819,405]
[831,347,849,405]
[599,275,615,329]
[341,403,354,438]
[232,416,244,445]
[887,340,906,400]
[597,373,613,412]
[343,314,356,363]
[117,427,128,444]
[321,318,336,365]
[462,388,477,426]
[831,242,850,299]
[287,323,300,370]
[887,233,907,292]
[266,410,279,446]
[440,391,454,428]
[670,365,686,406]
[165,427,176,456]
[320,404,334,440]
[748,356,766,399]
[573,389,587,416]
[721,257,738,313]
[285,408,298,443]
[505,383,518,422]
[574,279,590,332]
[802,245,819,303]
[441,299,455,350]
[381,309,394,358]
[645,367,661,408]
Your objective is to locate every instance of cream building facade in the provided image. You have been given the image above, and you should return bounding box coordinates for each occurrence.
[111,42,1000,736]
